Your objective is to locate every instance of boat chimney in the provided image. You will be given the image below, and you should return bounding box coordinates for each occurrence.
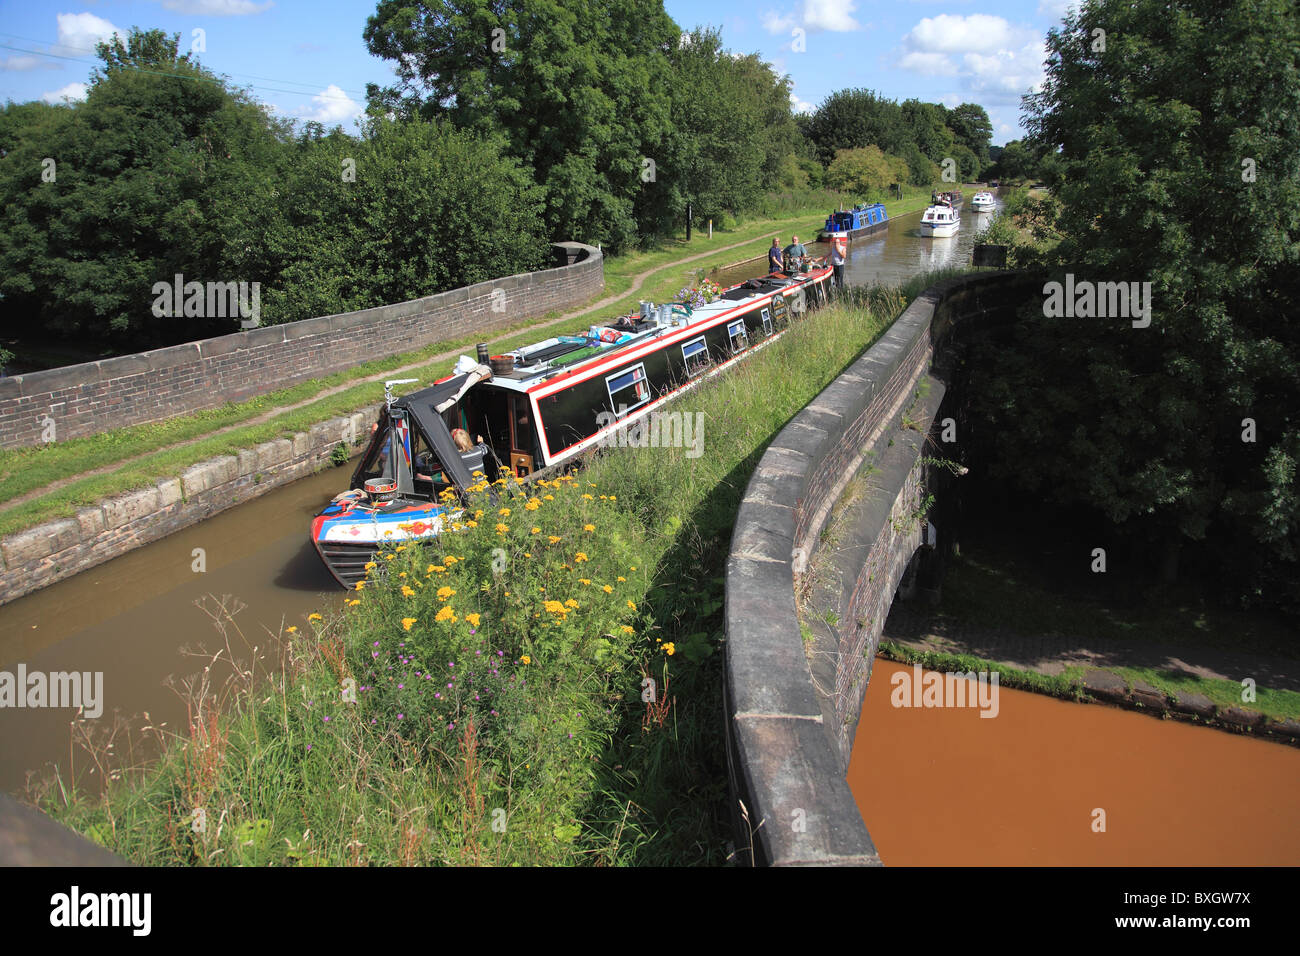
[640,301,653,319]
[476,343,490,365]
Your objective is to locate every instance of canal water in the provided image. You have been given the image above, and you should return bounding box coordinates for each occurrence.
[0,466,341,795]
[848,659,1300,866]
[709,196,1005,290]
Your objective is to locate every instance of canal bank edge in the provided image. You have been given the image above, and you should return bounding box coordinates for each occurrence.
[0,410,373,605]
[875,642,1300,746]
[724,270,1043,867]
[0,243,603,450]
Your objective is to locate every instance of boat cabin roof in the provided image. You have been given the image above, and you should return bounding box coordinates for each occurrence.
[462,271,816,393]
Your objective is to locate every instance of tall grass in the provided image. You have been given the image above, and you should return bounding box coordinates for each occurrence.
[36,284,906,866]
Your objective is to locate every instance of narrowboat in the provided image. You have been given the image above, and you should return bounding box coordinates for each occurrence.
[818,202,888,240]
[970,191,996,212]
[311,260,836,587]
[919,202,961,238]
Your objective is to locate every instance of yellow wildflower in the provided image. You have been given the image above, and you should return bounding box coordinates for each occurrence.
[583,524,595,532]
[565,599,579,609]
[364,562,377,571]
[521,655,531,666]
[627,600,636,610]
[663,642,676,656]
[532,527,541,534]
[499,508,511,517]
[347,599,361,607]
[466,520,478,528]
[308,613,322,621]
[544,600,567,614]
[582,493,594,500]
[437,586,456,601]
[620,625,635,635]
[548,536,561,544]
[617,576,626,582]
[355,581,366,591]
[544,494,554,501]
[495,522,510,534]
[401,617,417,631]
[466,613,481,627]
[286,626,298,634]
[602,584,613,594]
[579,578,591,585]
[435,605,456,623]
[575,552,589,563]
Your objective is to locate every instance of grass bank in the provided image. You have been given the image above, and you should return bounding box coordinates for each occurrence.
[0,188,936,540]
[36,283,909,865]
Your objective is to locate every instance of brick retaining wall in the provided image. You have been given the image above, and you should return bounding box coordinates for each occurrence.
[0,242,603,449]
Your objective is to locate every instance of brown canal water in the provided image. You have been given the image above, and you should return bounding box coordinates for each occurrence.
[848,659,1300,866]
[0,466,342,796]
[709,196,1005,290]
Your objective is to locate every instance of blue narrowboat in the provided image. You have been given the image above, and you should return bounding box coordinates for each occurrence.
[819,202,888,240]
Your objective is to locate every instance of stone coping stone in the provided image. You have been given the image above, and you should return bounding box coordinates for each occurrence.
[1081,668,1128,702]
[1218,706,1264,728]
[733,715,881,866]
[1171,691,1216,717]
[1129,682,1169,710]
[0,794,126,866]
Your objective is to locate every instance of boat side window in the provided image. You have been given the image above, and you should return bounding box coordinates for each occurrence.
[681,336,710,378]
[606,363,651,416]
[727,319,748,353]
[760,308,773,335]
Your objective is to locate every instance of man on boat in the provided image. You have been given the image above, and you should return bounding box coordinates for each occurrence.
[767,238,783,274]
[782,235,807,272]
[830,239,846,290]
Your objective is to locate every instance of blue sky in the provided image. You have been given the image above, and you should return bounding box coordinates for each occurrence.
[0,0,1081,145]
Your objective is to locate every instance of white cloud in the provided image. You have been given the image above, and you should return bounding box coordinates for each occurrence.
[904,13,1020,53]
[54,12,124,57]
[761,11,796,34]
[0,55,58,71]
[299,84,362,126]
[1037,0,1082,18]
[897,51,958,75]
[962,41,1047,97]
[42,81,88,104]
[159,0,274,14]
[789,90,815,114]
[804,0,860,32]
[898,15,1045,104]
[761,0,861,36]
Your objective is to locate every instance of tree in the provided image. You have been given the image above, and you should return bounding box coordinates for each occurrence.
[804,88,907,167]
[967,0,1300,610]
[946,102,992,165]
[0,28,287,349]
[364,0,679,251]
[825,146,908,196]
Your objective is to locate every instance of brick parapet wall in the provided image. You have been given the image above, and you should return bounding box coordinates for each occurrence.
[0,242,603,449]
[723,270,1042,867]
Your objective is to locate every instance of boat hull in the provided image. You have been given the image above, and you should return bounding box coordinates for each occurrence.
[920,220,960,237]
